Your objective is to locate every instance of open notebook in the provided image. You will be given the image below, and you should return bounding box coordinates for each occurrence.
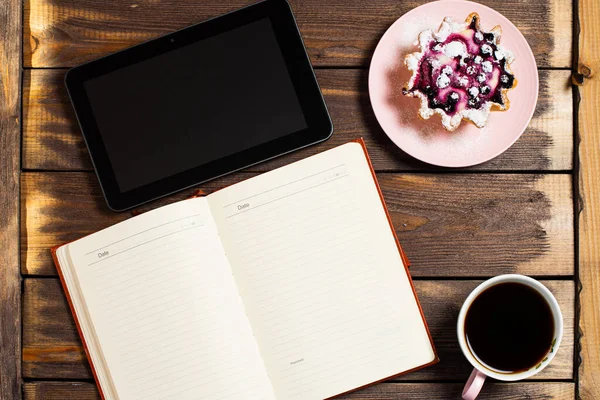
[52,140,438,400]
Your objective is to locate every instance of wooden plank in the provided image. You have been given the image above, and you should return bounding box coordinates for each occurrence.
[20,172,129,277]
[0,0,22,398]
[22,279,90,379]
[22,69,92,171]
[22,381,575,400]
[21,172,573,277]
[577,0,600,398]
[381,173,573,278]
[22,278,575,380]
[23,0,571,68]
[23,382,100,400]
[22,69,573,172]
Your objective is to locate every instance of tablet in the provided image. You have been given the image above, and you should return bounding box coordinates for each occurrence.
[65,0,332,211]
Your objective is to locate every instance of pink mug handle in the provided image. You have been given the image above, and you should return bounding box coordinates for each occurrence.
[462,368,487,400]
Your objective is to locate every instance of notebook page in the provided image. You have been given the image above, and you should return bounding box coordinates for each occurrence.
[65,198,275,400]
[207,143,435,399]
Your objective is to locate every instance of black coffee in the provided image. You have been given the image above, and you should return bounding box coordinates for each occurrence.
[464,282,555,373]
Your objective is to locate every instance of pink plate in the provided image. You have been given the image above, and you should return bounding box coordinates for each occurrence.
[368,0,538,167]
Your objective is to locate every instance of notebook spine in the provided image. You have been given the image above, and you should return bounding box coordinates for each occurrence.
[51,245,107,400]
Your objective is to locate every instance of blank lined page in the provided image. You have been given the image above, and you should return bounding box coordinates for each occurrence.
[208,143,436,399]
[66,198,275,400]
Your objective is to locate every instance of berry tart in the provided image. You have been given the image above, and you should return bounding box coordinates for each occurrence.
[403,13,517,132]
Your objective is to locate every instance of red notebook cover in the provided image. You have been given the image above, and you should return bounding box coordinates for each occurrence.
[51,138,438,400]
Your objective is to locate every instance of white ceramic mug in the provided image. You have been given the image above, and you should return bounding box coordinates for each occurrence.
[457,274,563,400]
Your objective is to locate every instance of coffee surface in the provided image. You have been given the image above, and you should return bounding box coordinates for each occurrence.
[465,282,555,373]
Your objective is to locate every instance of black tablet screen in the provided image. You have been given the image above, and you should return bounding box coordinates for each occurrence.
[84,18,307,192]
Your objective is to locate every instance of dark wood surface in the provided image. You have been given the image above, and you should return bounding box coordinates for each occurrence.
[10,0,586,398]
[24,0,571,68]
[23,381,576,400]
[22,69,573,172]
[22,279,575,380]
[0,0,22,399]
[21,172,573,277]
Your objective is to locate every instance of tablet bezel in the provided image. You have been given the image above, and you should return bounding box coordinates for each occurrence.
[65,0,332,211]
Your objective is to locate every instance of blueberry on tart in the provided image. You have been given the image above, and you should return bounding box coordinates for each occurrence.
[403,13,517,132]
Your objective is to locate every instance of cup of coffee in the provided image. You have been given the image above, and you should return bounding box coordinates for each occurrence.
[457,274,563,400]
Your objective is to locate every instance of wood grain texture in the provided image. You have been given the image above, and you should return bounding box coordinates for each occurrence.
[23,382,100,400]
[23,0,571,68]
[22,279,574,380]
[22,69,573,172]
[550,0,574,68]
[381,173,573,277]
[22,381,575,400]
[0,0,22,398]
[577,0,600,398]
[22,280,88,379]
[21,172,573,277]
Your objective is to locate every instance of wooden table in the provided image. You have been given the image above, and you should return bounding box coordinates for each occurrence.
[1,0,599,398]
